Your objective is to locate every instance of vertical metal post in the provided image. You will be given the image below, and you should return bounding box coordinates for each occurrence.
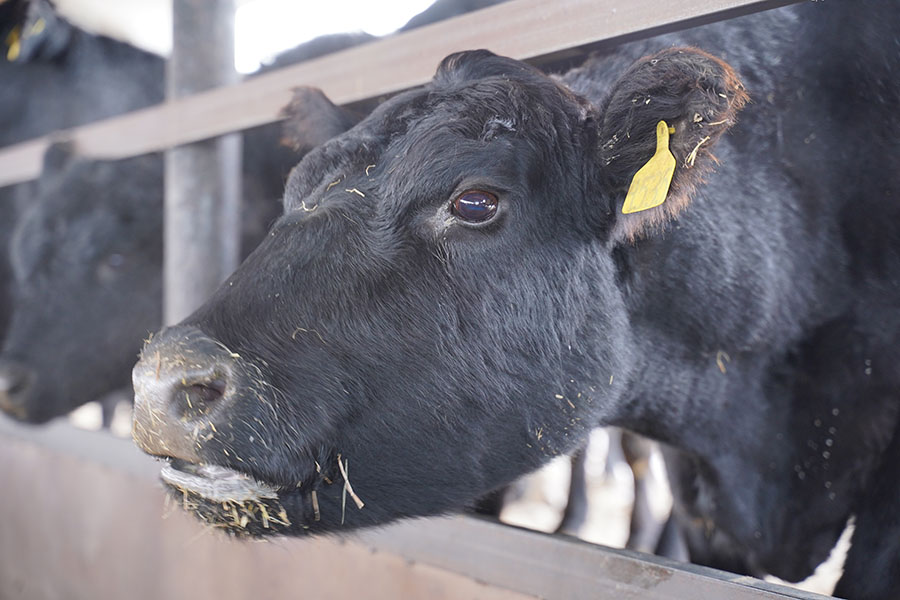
[164,0,241,325]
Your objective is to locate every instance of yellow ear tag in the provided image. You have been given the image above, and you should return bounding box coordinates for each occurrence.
[622,120,676,214]
[5,26,21,62]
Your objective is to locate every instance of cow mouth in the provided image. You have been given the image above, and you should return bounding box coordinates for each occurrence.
[161,459,279,503]
[160,459,294,535]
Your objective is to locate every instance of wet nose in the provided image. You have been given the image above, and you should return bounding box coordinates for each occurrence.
[0,360,34,419]
[132,326,236,462]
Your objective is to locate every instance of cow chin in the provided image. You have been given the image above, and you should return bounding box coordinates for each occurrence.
[159,459,298,536]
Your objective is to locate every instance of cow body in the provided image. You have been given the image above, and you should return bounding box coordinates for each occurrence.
[128,1,898,596]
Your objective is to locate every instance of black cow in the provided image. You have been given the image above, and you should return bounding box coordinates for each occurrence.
[0,139,293,423]
[130,1,900,596]
[0,0,162,290]
[136,0,900,593]
[0,0,284,422]
[0,0,163,145]
[1,149,164,421]
[0,0,163,401]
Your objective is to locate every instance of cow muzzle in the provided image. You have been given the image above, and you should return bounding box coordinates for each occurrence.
[0,360,36,421]
[131,325,238,464]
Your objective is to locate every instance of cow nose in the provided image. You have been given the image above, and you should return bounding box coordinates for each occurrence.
[0,360,34,419]
[131,326,236,462]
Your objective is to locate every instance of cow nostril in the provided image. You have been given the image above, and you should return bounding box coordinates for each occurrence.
[131,327,240,462]
[0,362,32,398]
[0,361,34,417]
[0,375,26,397]
[176,377,227,418]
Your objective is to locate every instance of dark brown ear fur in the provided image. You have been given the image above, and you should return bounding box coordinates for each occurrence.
[279,86,362,153]
[598,47,748,241]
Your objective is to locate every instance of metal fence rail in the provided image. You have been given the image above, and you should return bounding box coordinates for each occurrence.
[0,419,829,600]
[0,0,800,188]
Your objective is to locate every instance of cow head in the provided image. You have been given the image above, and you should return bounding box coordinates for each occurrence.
[0,147,164,423]
[131,48,744,535]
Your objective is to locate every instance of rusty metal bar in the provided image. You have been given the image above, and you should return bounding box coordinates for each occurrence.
[0,0,802,189]
[164,0,241,324]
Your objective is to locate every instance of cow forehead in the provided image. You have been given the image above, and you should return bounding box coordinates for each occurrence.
[284,73,581,213]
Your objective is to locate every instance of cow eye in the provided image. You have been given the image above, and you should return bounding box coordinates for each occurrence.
[451,190,498,223]
[96,253,126,283]
[106,253,125,269]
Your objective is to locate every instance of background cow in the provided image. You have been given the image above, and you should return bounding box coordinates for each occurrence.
[0,0,292,423]
[0,0,162,347]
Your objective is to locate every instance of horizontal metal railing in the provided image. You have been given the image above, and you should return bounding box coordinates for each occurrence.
[0,0,800,188]
[0,419,829,599]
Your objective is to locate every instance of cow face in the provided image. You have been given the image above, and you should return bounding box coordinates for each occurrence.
[132,48,744,535]
[0,153,163,423]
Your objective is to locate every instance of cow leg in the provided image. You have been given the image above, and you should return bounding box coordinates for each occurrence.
[97,389,131,432]
[555,445,589,535]
[662,447,759,576]
[833,425,900,600]
[623,432,666,553]
[655,512,690,561]
[469,487,507,518]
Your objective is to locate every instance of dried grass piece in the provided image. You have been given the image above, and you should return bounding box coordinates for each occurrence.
[685,135,711,167]
[337,454,365,510]
[311,490,321,521]
[291,327,326,344]
[716,350,731,374]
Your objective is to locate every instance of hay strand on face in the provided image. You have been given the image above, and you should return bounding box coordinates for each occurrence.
[311,490,321,521]
[685,135,711,167]
[340,477,347,525]
[291,326,326,344]
[337,453,365,510]
[716,350,731,374]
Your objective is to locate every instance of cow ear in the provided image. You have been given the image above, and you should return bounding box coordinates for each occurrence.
[3,0,72,63]
[596,47,747,242]
[279,86,362,153]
